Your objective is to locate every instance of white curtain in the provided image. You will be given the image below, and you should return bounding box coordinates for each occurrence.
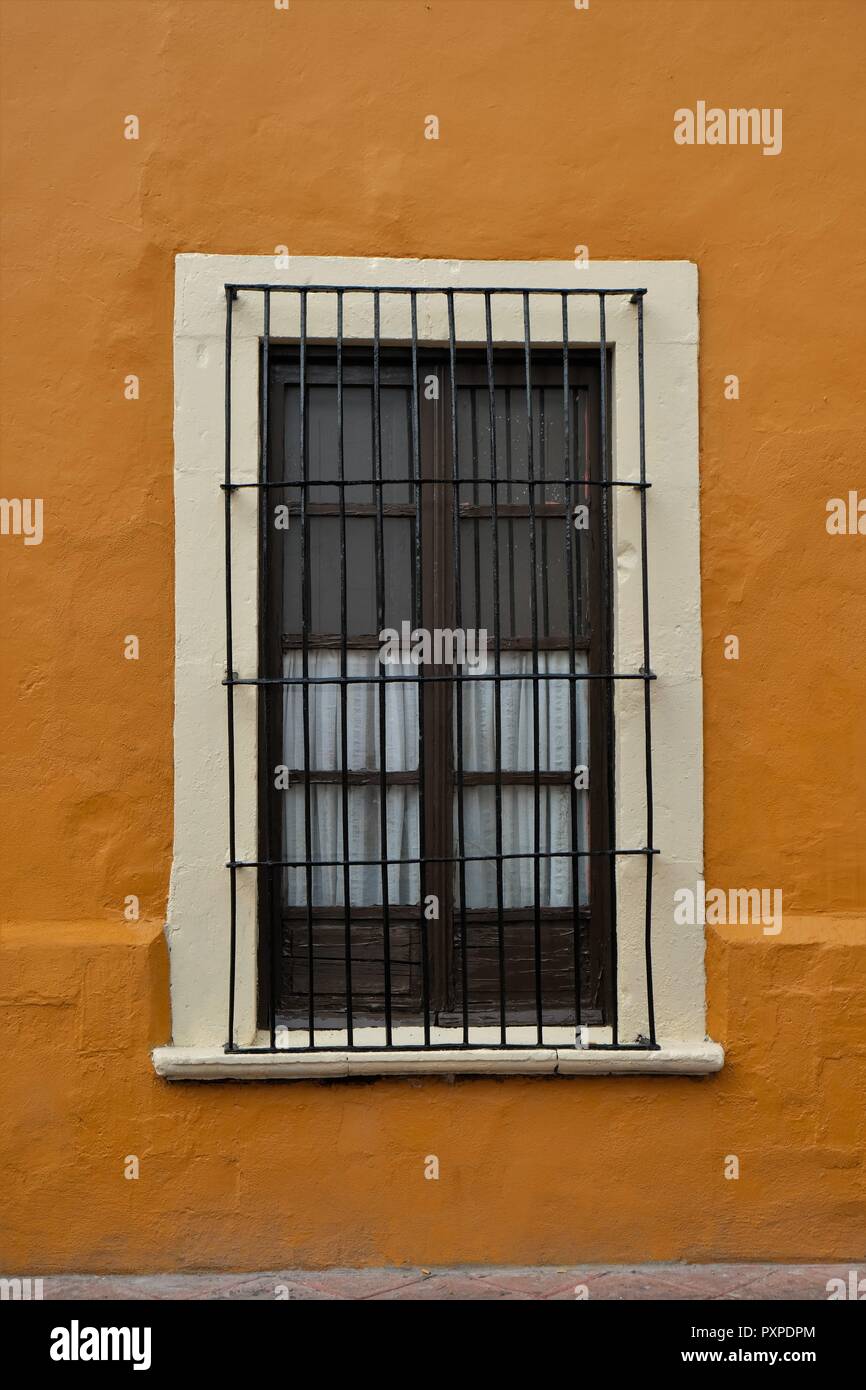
[282,650,589,910]
[283,651,419,905]
[457,652,589,907]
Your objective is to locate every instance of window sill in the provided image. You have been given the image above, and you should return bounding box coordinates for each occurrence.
[152,1040,724,1080]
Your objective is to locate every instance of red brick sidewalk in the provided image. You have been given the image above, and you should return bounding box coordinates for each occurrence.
[36,1264,858,1301]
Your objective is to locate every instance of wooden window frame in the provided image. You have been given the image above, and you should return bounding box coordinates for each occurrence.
[258,346,615,1031]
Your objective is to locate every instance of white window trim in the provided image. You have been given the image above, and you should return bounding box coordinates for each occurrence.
[153,255,722,1080]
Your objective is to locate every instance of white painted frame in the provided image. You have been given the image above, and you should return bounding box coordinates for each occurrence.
[154,255,722,1079]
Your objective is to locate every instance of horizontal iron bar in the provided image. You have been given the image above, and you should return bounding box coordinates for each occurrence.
[281,770,574,785]
[224,1040,661,1054]
[282,905,587,920]
[221,478,651,490]
[225,284,648,297]
[225,672,657,685]
[231,847,659,868]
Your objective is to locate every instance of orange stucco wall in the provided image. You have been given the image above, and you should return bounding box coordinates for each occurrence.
[1,0,864,1271]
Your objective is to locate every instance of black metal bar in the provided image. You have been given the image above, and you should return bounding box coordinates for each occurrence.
[409,292,431,1044]
[233,1041,662,1055]
[336,291,354,1047]
[224,287,238,1053]
[229,671,656,686]
[598,292,618,1044]
[223,477,651,490]
[227,283,648,296]
[234,847,659,869]
[523,294,543,1045]
[298,290,315,1048]
[447,291,470,1043]
[538,388,550,635]
[469,390,481,632]
[283,501,568,518]
[504,387,516,633]
[484,292,507,1043]
[561,295,582,1038]
[637,295,657,1047]
[260,290,278,1050]
[372,292,394,1045]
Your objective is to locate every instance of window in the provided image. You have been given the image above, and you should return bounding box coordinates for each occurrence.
[261,345,613,1044]
[156,256,721,1078]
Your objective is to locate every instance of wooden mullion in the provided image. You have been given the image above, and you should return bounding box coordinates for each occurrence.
[462,771,572,786]
[286,770,419,786]
[460,503,568,519]
[462,906,592,922]
[282,634,590,651]
[284,502,416,518]
[284,906,422,921]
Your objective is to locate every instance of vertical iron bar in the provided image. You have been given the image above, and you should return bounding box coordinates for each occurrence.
[373,291,393,1045]
[407,390,417,625]
[538,387,550,635]
[637,294,657,1045]
[562,295,582,1036]
[299,290,315,1047]
[505,388,516,635]
[523,294,543,1045]
[447,291,470,1044]
[261,291,278,1050]
[470,391,481,630]
[484,292,507,1043]
[336,292,354,1046]
[410,292,431,1044]
[599,291,618,1044]
[224,287,238,1051]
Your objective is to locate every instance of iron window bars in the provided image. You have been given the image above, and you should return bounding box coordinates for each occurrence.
[223,284,658,1054]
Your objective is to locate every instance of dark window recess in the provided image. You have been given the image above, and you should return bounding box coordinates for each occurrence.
[223,286,658,1053]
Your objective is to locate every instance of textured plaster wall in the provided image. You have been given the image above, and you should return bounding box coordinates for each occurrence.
[1,0,864,1270]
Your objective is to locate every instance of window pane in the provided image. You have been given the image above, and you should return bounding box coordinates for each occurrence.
[283,784,420,907]
[282,382,413,505]
[458,517,582,640]
[455,785,587,907]
[282,516,415,635]
[456,385,577,505]
[282,651,419,771]
[458,652,586,772]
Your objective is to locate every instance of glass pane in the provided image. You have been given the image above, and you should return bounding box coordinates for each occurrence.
[282,383,412,505]
[282,651,419,772]
[283,785,420,907]
[454,785,587,908]
[456,385,576,505]
[458,517,581,638]
[457,651,587,772]
[282,516,415,634]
